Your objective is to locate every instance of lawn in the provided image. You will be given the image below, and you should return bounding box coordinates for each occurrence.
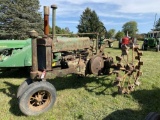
[0,41,160,120]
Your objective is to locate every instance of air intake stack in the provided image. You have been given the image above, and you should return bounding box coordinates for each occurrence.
[51,5,57,39]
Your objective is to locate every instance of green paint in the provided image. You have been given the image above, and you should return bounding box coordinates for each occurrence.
[0,39,32,67]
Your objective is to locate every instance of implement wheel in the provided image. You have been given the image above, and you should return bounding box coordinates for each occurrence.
[19,81,56,116]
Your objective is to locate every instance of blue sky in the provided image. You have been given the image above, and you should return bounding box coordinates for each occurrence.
[39,0,160,34]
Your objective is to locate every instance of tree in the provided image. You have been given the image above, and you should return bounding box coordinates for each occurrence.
[106,29,116,38]
[77,7,106,38]
[50,26,73,35]
[122,21,138,37]
[135,33,144,41]
[155,18,160,31]
[0,0,43,39]
[115,31,125,40]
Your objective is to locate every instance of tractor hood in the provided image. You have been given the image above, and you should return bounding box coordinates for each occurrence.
[0,38,31,50]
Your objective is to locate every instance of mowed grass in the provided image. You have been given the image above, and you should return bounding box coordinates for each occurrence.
[0,41,160,120]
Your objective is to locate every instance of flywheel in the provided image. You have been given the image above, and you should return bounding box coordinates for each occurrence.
[89,55,104,75]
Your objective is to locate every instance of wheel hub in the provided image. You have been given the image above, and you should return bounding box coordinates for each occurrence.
[35,94,43,102]
[29,90,51,111]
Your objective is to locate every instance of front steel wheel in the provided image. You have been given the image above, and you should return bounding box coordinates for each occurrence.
[17,78,33,98]
[19,81,56,116]
[113,44,143,94]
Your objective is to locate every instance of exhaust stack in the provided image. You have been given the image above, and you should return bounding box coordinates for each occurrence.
[44,6,50,35]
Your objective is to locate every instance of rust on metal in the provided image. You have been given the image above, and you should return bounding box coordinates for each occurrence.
[29,30,38,73]
[44,6,50,35]
[113,43,143,94]
[89,55,104,75]
[29,4,144,95]
[29,90,51,111]
[52,37,90,52]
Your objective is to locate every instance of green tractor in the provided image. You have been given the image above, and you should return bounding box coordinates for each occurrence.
[142,31,160,51]
[0,38,32,71]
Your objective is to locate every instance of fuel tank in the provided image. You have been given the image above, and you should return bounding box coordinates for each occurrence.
[53,36,90,52]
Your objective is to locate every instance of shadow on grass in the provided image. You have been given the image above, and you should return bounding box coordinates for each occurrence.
[0,68,29,78]
[48,75,114,95]
[0,81,24,116]
[0,74,114,116]
[2,71,159,119]
[103,88,160,120]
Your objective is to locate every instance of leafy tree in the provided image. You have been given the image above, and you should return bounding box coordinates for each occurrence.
[106,29,116,38]
[77,7,106,38]
[50,26,73,35]
[122,21,138,37]
[0,0,43,39]
[135,34,145,41]
[115,31,125,40]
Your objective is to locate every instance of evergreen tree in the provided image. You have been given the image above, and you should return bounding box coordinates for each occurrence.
[0,0,43,39]
[155,18,160,31]
[77,7,106,38]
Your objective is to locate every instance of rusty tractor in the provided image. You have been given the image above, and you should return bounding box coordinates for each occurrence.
[17,5,143,116]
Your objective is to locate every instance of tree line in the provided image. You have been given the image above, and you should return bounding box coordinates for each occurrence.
[1,0,159,40]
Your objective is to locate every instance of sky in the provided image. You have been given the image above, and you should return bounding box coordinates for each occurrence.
[39,0,160,34]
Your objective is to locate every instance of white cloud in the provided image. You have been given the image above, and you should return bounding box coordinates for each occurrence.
[40,0,160,33]
[40,0,160,20]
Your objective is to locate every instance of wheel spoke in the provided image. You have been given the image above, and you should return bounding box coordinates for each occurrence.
[18,81,56,116]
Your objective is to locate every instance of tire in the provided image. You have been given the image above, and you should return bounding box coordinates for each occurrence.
[142,44,144,50]
[19,81,56,116]
[118,42,121,49]
[17,78,33,98]
[144,45,148,51]
[156,45,159,52]
[145,112,160,120]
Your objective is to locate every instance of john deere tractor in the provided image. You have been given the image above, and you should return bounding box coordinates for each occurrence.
[0,38,32,71]
[142,31,160,51]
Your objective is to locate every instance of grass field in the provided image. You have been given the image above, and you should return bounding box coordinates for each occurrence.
[0,41,160,120]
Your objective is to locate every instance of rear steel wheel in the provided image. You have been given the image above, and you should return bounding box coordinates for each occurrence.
[113,44,143,94]
[19,81,56,116]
